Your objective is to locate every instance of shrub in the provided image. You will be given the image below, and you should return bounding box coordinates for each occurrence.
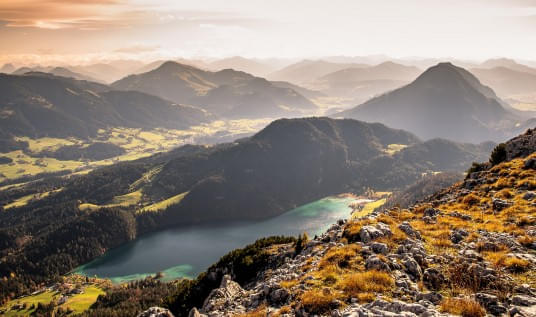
[440,298,486,317]
[465,162,488,178]
[295,232,309,255]
[490,143,507,166]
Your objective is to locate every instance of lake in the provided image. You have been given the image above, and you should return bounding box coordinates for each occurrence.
[75,195,358,283]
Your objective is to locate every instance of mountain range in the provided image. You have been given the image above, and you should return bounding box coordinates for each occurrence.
[470,66,536,97]
[0,72,211,151]
[338,62,526,143]
[12,66,102,83]
[112,61,317,118]
[310,61,421,103]
[267,60,368,85]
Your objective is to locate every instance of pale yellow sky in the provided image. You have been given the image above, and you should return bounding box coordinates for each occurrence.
[1,0,535,65]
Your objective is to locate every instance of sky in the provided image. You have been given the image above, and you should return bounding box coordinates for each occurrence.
[1,0,536,65]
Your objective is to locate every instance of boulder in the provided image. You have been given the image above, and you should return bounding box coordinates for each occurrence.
[512,294,536,307]
[423,208,441,218]
[451,229,469,244]
[416,292,442,305]
[370,242,389,255]
[493,198,511,211]
[524,158,536,169]
[398,222,421,240]
[359,223,391,243]
[365,255,391,272]
[138,307,175,317]
[422,268,444,291]
[523,192,536,201]
[402,255,422,281]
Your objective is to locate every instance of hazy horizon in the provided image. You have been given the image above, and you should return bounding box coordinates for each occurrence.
[1,0,536,66]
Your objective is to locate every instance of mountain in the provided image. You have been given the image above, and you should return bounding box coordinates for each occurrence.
[0,116,496,308]
[470,66,536,97]
[70,63,124,83]
[320,62,421,83]
[112,61,317,118]
[134,59,210,75]
[12,66,102,82]
[338,62,522,143]
[269,81,325,99]
[161,128,536,317]
[0,63,15,74]
[480,58,536,75]
[267,60,368,85]
[208,56,276,77]
[0,72,211,149]
[310,62,421,103]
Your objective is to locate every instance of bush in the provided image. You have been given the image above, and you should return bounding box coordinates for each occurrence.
[294,232,309,255]
[465,162,488,178]
[490,143,507,166]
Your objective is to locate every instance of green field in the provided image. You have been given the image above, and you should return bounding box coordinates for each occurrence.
[139,191,188,213]
[352,198,387,219]
[59,286,105,315]
[1,290,57,316]
[384,144,408,155]
[1,119,270,185]
[3,188,62,210]
[1,275,107,316]
[78,189,143,211]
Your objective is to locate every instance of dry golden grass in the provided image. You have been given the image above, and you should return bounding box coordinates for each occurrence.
[494,188,513,199]
[462,194,481,206]
[337,270,393,298]
[320,244,361,269]
[280,279,299,289]
[236,305,267,317]
[484,251,531,273]
[518,235,535,247]
[301,289,337,315]
[439,298,486,317]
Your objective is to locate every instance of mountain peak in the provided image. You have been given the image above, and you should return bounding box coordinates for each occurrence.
[338,63,515,143]
[153,60,198,73]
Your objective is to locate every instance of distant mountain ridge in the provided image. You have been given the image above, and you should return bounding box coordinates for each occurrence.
[208,56,277,77]
[13,66,103,83]
[0,72,211,151]
[112,61,317,118]
[338,62,523,143]
[267,59,369,85]
[310,61,421,104]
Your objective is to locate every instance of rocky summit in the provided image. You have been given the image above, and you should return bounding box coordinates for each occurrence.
[179,129,536,317]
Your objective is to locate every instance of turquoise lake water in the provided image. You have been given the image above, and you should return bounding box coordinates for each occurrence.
[75,196,356,283]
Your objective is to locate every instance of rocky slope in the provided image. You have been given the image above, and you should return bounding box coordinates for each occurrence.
[182,128,536,317]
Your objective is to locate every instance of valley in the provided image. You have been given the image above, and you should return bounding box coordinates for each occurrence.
[0,118,271,186]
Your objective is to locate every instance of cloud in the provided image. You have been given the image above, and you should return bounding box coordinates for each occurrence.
[114,44,160,53]
[0,0,124,29]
